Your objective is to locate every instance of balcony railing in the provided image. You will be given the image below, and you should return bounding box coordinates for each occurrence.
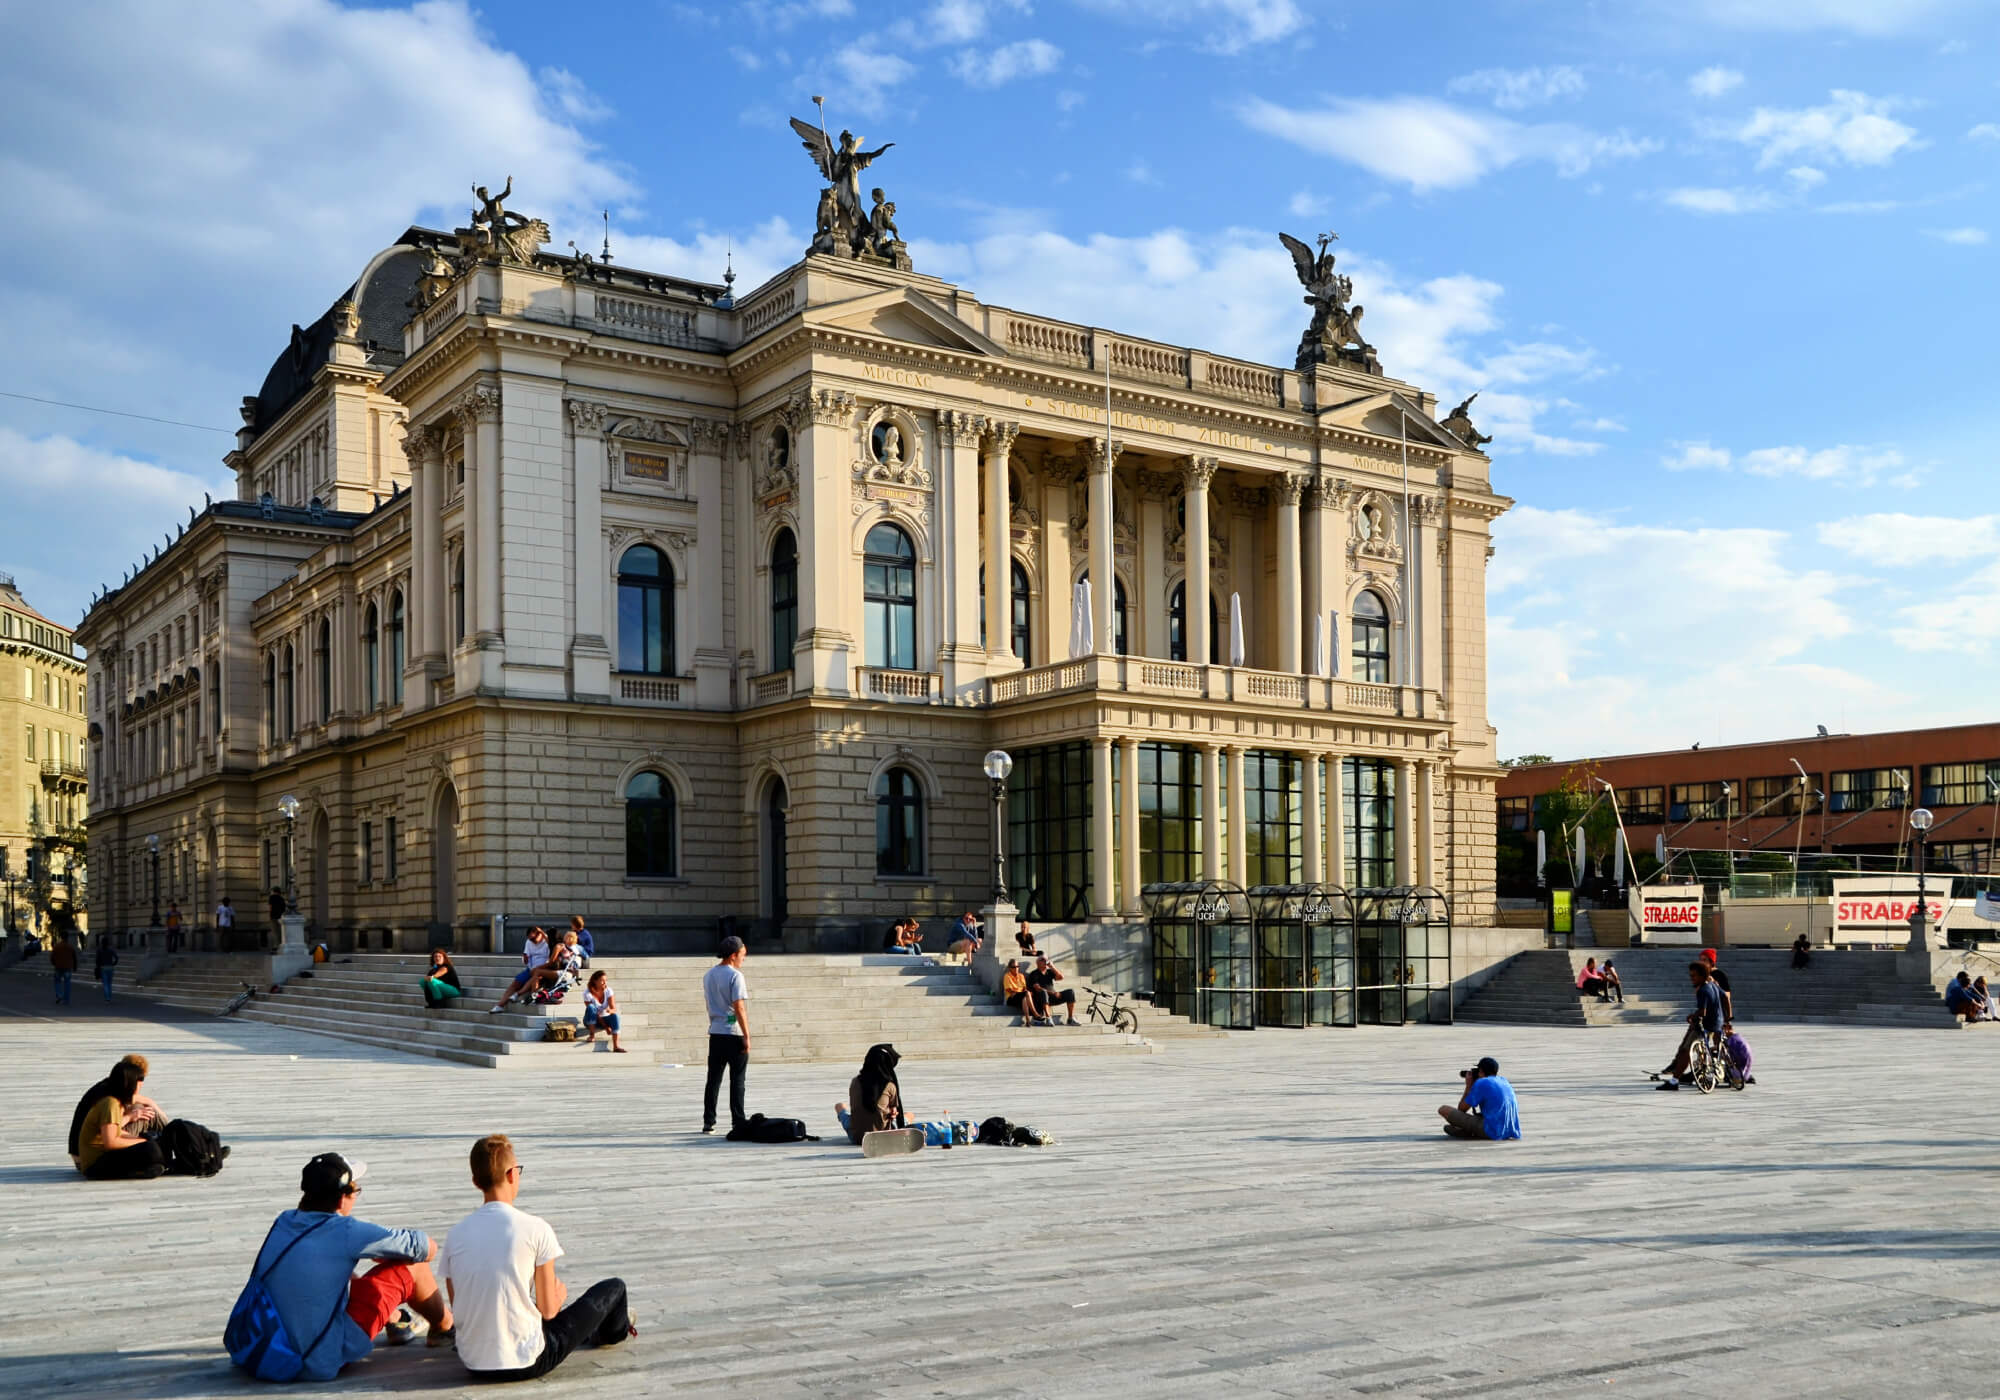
[858,668,942,704]
[619,675,688,706]
[39,759,87,782]
[749,671,795,706]
[986,655,1437,719]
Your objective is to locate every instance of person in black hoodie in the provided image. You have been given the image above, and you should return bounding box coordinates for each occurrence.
[837,1044,905,1145]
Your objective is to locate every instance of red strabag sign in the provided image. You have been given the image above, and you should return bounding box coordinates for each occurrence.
[1831,876,1954,942]
[1633,886,1704,944]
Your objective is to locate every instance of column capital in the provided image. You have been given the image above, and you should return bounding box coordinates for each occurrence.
[938,408,986,447]
[1273,471,1308,506]
[790,387,856,428]
[982,419,1021,455]
[1084,438,1123,475]
[565,399,609,438]
[1115,734,1140,752]
[1309,473,1351,511]
[1090,733,1114,750]
[455,383,501,424]
[402,423,445,463]
[687,417,731,449]
[1180,455,1219,490]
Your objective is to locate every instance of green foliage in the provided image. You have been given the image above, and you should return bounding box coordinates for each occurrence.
[1501,754,1554,769]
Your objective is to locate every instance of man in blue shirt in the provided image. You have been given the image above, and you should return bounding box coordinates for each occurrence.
[232,1153,455,1380]
[1658,961,1725,1090]
[1439,1056,1521,1140]
[568,915,595,966]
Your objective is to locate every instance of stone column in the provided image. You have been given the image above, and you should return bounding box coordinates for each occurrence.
[939,410,986,695]
[1182,457,1217,666]
[1086,440,1120,655]
[792,389,857,693]
[1138,481,1167,659]
[1394,758,1415,885]
[1417,760,1436,888]
[1118,736,1142,914]
[406,425,447,705]
[1200,742,1222,881]
[1041,459,1073,663]
[982,421,1018,665]
[1225,744,1248,887]
[1091,736,1115,916]
[1275,472,1305,673]
[1302,752,1323,885]
[564,401,611,702]
[1420,497,1447,710]
[690,420,730,707]
[1302,481,1324,673]
[465,385,502,642]
[1327,751,1346,886]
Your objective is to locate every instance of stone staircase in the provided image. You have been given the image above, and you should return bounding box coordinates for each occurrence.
[1456,948,1957,1029]
[13,952,1160,1069]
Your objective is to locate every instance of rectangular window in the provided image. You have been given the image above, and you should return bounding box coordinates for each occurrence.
[386,817,398,880]
[23,723,33,760]
[263,839,273,894]
[1668,781,1731,823]
[1137,742,1203,886]
[360,821,374,884]
[1923,759,2000,808]
[1243,750,1302,887]
[1498,795,1532,832]
[1745,773,1817,817]
[1616,786,1664,825]
[1928,841,1992,874]
[1829,767,1910,813]
[1007,742,1092,923]
[1343,757,1397,888]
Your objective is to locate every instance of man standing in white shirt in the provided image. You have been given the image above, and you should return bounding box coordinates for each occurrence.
[438,1134,632,1382]
[701,935,750,1135]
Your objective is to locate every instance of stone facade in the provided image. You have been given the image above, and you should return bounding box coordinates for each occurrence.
[77,221,1511,953]
[0,575,88,932]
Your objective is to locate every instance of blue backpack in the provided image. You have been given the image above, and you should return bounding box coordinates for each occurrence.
[225,1217,346,1381]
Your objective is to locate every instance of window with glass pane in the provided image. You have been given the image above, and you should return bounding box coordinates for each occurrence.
[388,593,405,703]
[1668,781,1730,822]
[863,524,916,669]
[1923,759,2000,807]
[1167,582,1220,664]
[980,561,1034,661]
[280,644,295,737]
[1244,750,1302,886]
[618,545,672,674]
[624,771,677,877]
[1828,767,1910,813]
[1077,571,1128,655]
[1343,757,1396,887]
[769,530,798,672]
[1617,786,1664,825]
[1138,742,1203,885]
[1009,742,1092,921]
[1350,590,1390,683]
[451,552,466,645]
[875,766,924,875]
[362,604,379,709]
[1746,773,1817,817]
[315,619,331,723]
[1498,796,1531,832]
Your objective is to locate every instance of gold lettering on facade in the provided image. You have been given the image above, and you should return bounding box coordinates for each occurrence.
[1020,395,1282,456]
[625,451,673,481]
[861,365,934,390]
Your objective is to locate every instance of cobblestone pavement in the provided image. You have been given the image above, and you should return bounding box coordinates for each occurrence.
[3,975,1997,1398]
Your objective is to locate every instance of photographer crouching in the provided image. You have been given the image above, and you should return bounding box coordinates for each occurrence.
[1437,1056,1521,1141]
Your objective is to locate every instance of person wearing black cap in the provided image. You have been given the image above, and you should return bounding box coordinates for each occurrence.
[228,1152,454,1381]
[1438,1057,1521,1140]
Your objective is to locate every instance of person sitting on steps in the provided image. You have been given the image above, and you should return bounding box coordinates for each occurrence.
[1944,971,1986,1023]
[1791,931,1812,970]
[1015,921,1038,956]
[422,949,464,1010]
[1576,957,1610,1002]
[1599,958,1624,1003]
[1001,959,1033,1024]
[582,971,625,1052]
[490,928,571,1012]
[1026,952,1079,1026]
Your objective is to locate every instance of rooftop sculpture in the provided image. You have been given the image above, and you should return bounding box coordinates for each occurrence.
[1440,394,1493,450]
[1280,230,1380,376]
[791,104,911,270]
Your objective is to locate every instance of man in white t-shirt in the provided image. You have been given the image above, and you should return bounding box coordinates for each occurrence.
[701,936,750,1135]
[438,1133,632,1381]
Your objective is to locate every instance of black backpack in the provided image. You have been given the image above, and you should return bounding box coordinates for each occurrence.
[727,1113,817,1143]
[976,1116,1014,1145]
[160,1118,228,1176]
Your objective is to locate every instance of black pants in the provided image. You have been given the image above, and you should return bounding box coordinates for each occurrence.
[468,1278,629,1382]
[704,1033,748,1131]
[85,1140,166,1180]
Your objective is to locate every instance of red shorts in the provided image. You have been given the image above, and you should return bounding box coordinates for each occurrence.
[346,1262,417,1338]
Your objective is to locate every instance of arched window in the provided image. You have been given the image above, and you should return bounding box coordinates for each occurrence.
[362,603,379,710]
[263,652,276,740]
[315,618,332,723]
[1351,589,1390,684]
[1078,572,1129,656]
[875,766,924,876]
[280,643,295,738]
[862,523,916,670]
[451,551,466,646]
[388,592,406,703]
[769,529,798,673]
[617,545,672,675]
[624,771,677,877]
[979,560,1035,662]
[1168,582,1222,664]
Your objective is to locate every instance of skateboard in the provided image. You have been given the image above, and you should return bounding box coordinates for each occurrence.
[861,1127,926,1158]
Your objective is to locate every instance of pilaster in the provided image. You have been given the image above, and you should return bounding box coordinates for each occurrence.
[565,400,612,702]
[938,408,987,697]
[690,418,730,708]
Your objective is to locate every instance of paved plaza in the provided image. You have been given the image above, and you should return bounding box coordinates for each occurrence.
[3,980,1998,1399]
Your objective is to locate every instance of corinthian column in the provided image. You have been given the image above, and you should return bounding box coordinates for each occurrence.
[982,421,1019,666]
[690,419,730,707]
[794,388,857,694]
[565,400,611,702]
[938,409,986,695]
[1181,456,1217,666]
[1275,472,1305,673]
[1086,439,1120,656]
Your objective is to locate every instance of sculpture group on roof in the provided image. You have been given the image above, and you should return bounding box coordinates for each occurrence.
[792,106,911,271]
[1280,230,1380,376]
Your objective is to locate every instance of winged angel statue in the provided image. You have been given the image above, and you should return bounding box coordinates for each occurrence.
[790,117,907,266]
[1280,231,1379,375]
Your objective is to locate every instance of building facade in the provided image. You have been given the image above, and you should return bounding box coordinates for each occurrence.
[0,574,88,932]
[1496,723,2000,894]
[78,183,1510,952]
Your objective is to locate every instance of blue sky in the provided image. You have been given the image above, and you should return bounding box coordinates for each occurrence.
[1,0,1995,758]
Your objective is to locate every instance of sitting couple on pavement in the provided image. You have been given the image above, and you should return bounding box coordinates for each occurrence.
[69,1054,172,1179]
[1001,952,1078,1026]
[229,1136,632,1383]
[489,928,584,1013]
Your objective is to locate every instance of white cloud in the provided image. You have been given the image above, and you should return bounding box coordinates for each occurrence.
[539,68,612,122]
[612,216,804,302]
[1939,37,1969,53]
[1662,186,1781,214]
[1573,416,1626,432]
[948,38,1062,86]
[822,41,919,114]
[1678,0,1964,36]
[1287,190,1328,218]
[1237,96,1657,192]
[1075,0,1309,53]
[1663,440,1911,485]
[1734,90,1919,168]
[1927,226,1989,244]
[1817,513,2000,564]
[1124,159,1160,185]
[1688,65,1745,98]
[1447,65,1587,111]
[1662,441,1734,470]
[1786,165,1826,189]
[1969,123,2000,141]
[742,0,855,29]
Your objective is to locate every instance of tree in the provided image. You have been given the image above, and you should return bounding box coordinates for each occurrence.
[1500,754,1554,769]
[25,812,87,936]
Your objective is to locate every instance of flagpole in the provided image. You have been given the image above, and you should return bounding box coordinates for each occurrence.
[1400,408,1411,688]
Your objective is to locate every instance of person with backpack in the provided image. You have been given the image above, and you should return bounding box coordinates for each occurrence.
[69,1053,167,1168]
[702,936,751,1135]
[226,1153,454,1382]
[75,1060,168,1179]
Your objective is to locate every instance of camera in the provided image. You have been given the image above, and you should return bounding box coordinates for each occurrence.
[1459,1067,1480,1081]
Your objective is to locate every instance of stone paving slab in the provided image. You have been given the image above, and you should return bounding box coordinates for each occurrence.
[2,976,1998,1397]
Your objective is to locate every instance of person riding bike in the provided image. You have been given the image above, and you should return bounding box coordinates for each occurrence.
[1657,960,1724,1091]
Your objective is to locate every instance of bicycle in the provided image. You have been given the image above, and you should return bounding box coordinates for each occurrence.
[1685,1030,1744,1094]
[220,982,258,1017]
[1084,987,1140,1036]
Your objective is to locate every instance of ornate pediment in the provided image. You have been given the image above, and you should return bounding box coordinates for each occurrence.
[807,287,1004,357]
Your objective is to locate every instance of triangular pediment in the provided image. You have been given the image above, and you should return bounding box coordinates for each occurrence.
[806,286,1004,357]
[1320,389,1466,450]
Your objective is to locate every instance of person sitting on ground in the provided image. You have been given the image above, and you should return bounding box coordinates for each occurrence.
[1599,958,1624,1003]
[1698,948,1734,1022]
[1001,959,1033,1024]
[582,971,625,1052]
[70,1053,167,1167]
[1438,1056,1521,1140]
[1026,952,1079,1026]
[1015,920,1038,956]
[230,1153,454,1380]
[489,927,554,1012]
[1791,931,1812,970]
[836,1042,906,1145]
[75,1060,168,1179]
[422,949,464,1010]
[568,915,594,966]
[1944,971,1984,1023]
[1657,960,1725,1090]
[948,911,983,962]
[439,1134,633,1382]
[1576,957,1609,1002]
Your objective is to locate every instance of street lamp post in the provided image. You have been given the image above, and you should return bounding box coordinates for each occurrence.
[278,794,300,915]
[1908,806,1934,953]
[146,833,161,927]
[983,750,1013,904]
